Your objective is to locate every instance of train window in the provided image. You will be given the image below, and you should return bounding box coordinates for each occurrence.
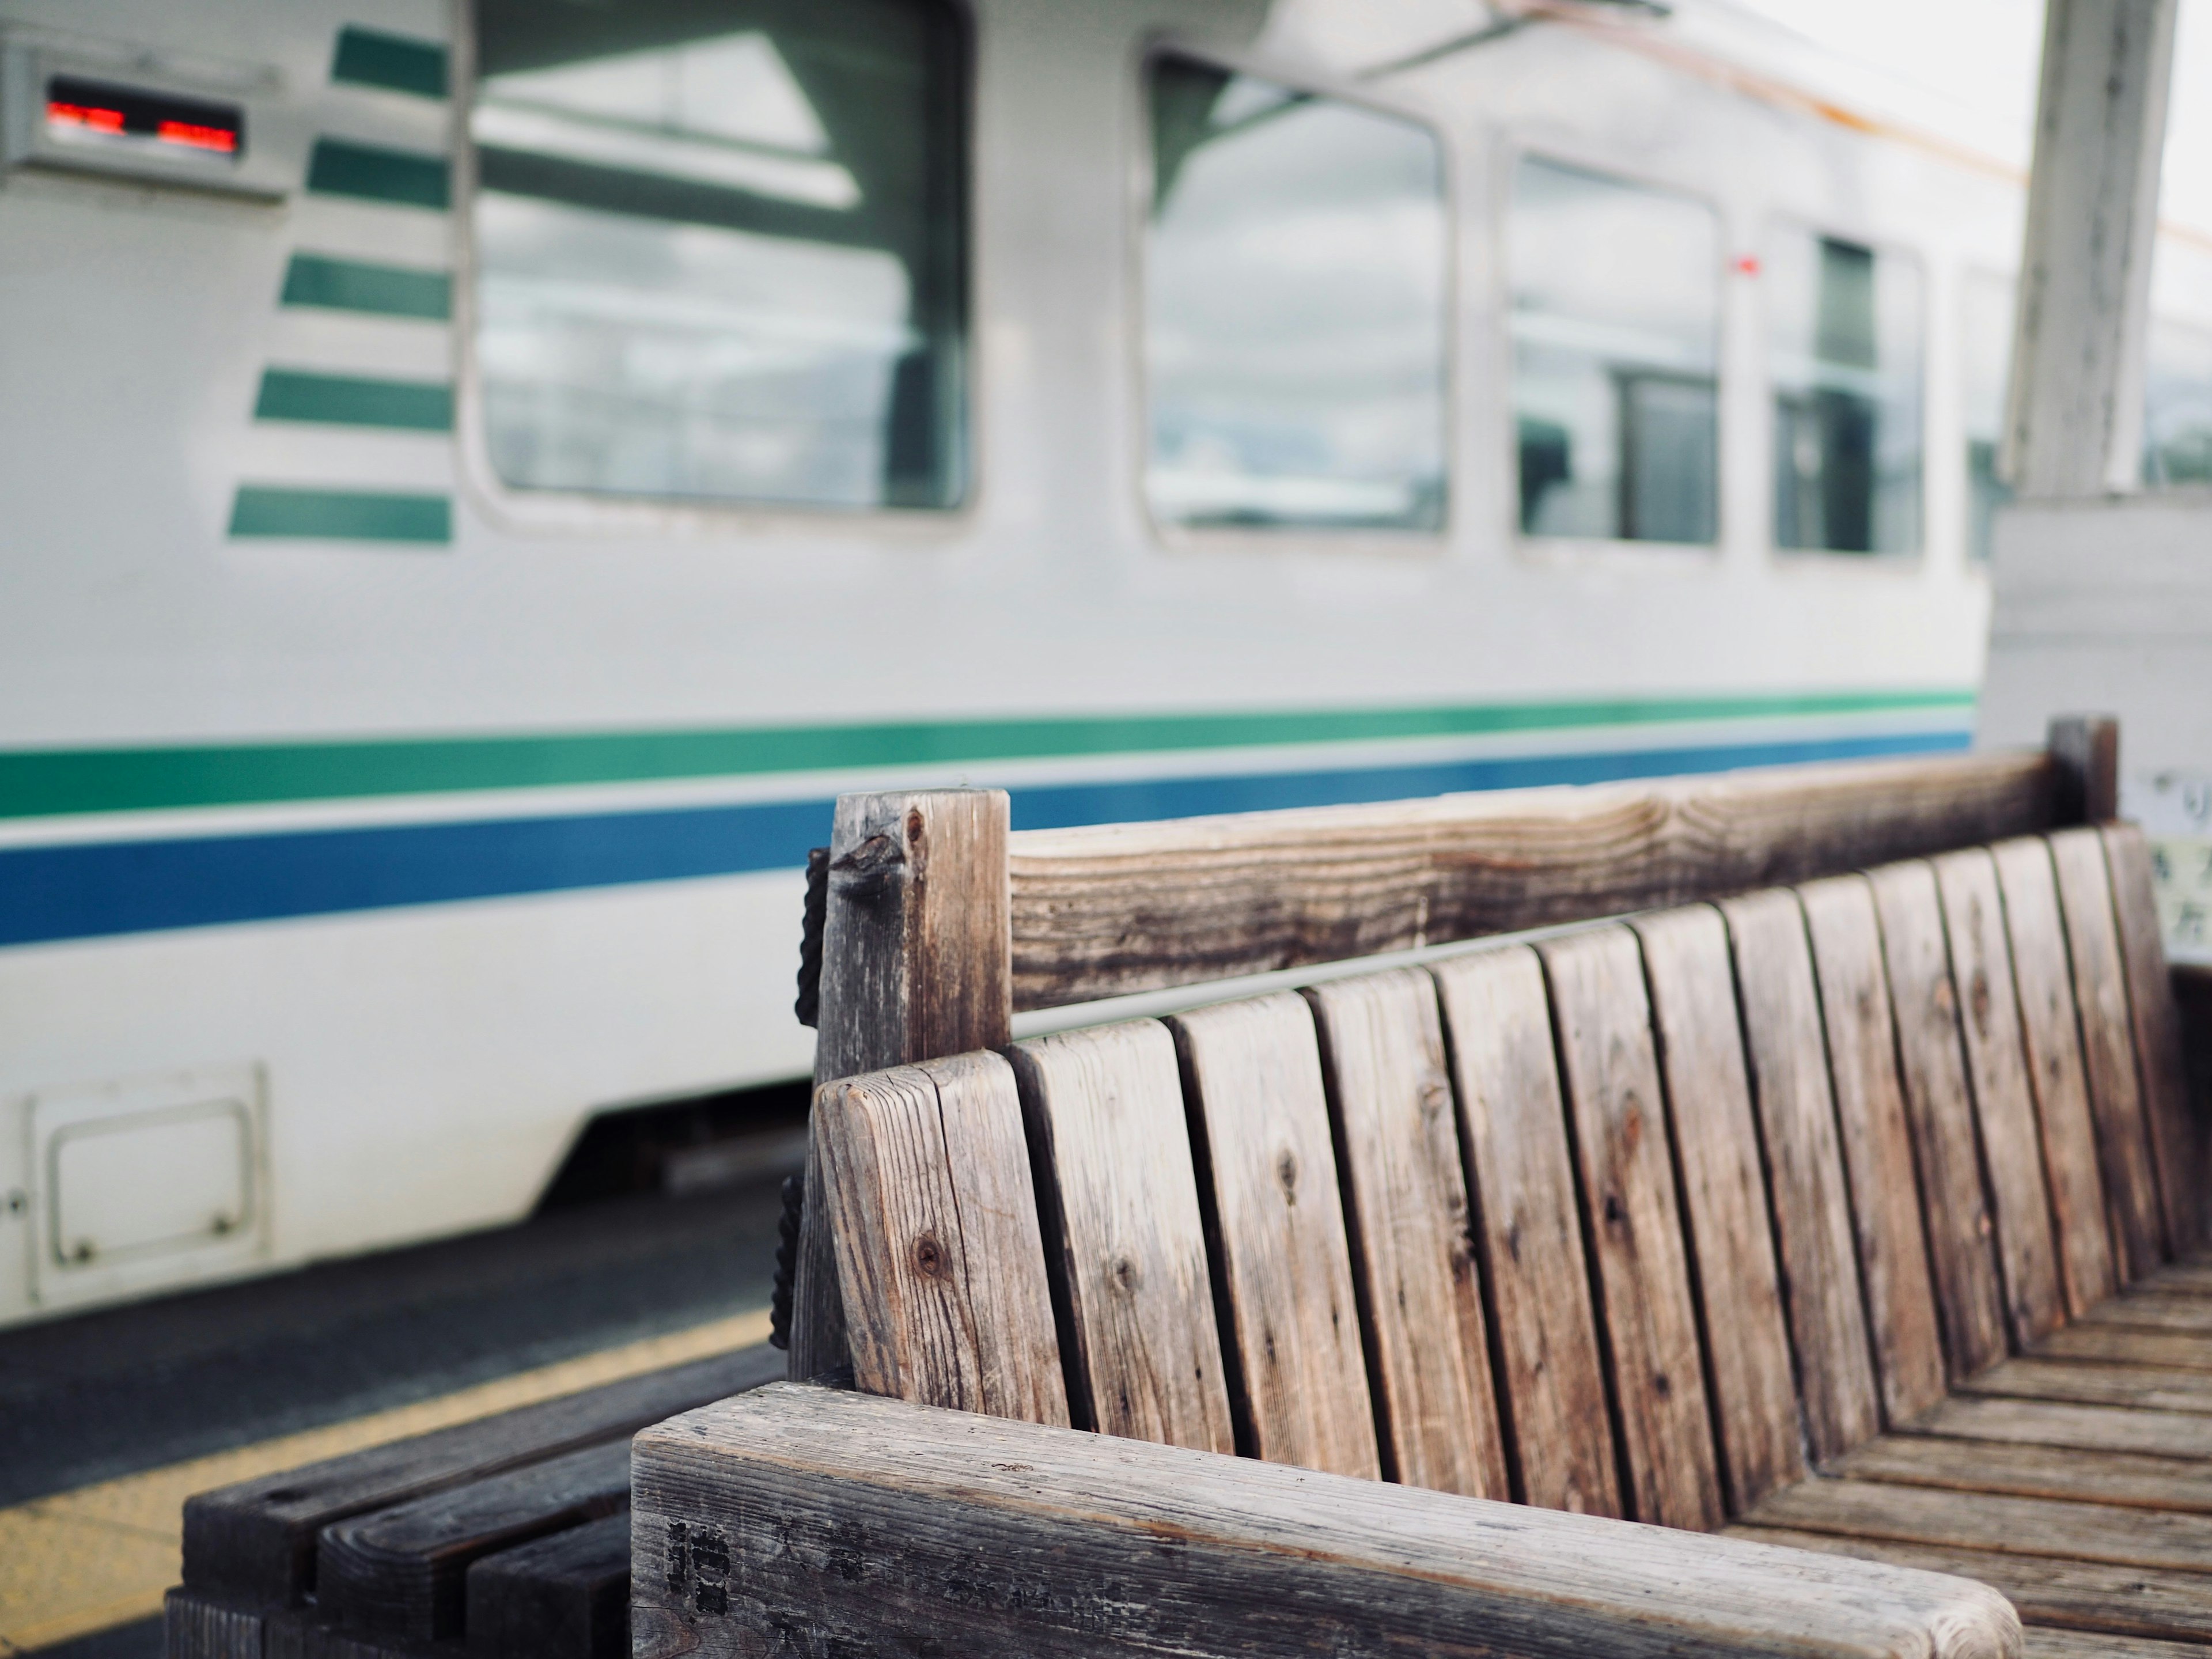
[1961,270,2016,561]
[2142,317,2212,488]
[468,0,967,512]
[1768,228,1923,555]
[1143,55,1446,533]
[1510,157,1719,546]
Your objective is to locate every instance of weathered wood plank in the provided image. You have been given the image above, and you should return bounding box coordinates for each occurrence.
[1636,903,1806,1509]
[2048,827,2167,1279]
[1539,926,1725,1532]
[632,1384,2021,1659]
[1933,848,2066,1346]
[1870,860,2009,1380]
[2021,1631,2211,1659]
[2078,1288,2212,1332]
[1171,994,1380,1479]
[797,789,1012,1380]
[181,1345,783,1605]
[1799,874,1949,1426]
[1305,968,1509,1497]
[1991,838,2118,1316]
[1717,891,1878,1467]
[1730,1524,2212,1644]
[1749,1474,2212,1571]
[1896,1393,2212,1459]
[1006,1021,1236,1452]
[1429,946,1621,1517]
[1962,1357,2212,1413]
[2046,716,2119,828]
[464,1513,627,1659]
[2104,823,2206,1253]
[2034,1321,2212,1369]
[164,1589,263,1659]
[1835,1432,2212,1513]
[1005,751,2060,1009]
[816,1052,1067,1424]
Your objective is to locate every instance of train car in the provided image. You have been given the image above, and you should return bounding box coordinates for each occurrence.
[3,0,2209,1328]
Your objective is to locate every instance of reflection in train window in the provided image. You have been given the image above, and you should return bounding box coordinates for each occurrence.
[2143,317,2212,488]
[1769,228,1922,554]
[1511,158,1719,545]
[1145,55,1446,532]
[1961,270,2015,561]
[469,0,966,510]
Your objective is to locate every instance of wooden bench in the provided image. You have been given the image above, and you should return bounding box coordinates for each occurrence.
[170,722,2181,1658]
[636,733,2212,1657]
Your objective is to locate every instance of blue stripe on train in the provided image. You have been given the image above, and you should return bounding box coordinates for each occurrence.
[0,730,1969,948]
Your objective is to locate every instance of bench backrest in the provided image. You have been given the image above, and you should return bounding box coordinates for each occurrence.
[814,823,2200,1529]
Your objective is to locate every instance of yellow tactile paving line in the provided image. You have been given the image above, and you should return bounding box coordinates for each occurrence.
[0,1305,772,1656]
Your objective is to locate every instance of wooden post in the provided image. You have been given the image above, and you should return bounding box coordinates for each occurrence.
[2048,715,2120,824]
[789,789,1013,1381]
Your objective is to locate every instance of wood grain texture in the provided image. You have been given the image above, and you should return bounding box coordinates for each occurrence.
[1933,849,2066,1346]
[1171,993,1380,1478]
[1870,861,2009,1381]
[633,1384,2022,1659]
[2034,1321,2212,1369]
[1634,903,1806,1510]
[817,1052,1067,1425]
[1799,874,1949,1426]
[2104,823,2206,1253]
[1717,891,1880,1466]
[1430,946,1621,1517]
[464,1513,627,1659]
[1304,968,1508,1496]
[1962,1357,2212,1413]
[2048,827,2166,1279]
[1539,926,1725,1532]
[2020,1633,2211,1659]
[1990,839,2118,1316]
[1835,1432,2212,1513]
[1896,1393,2212,1458]
[1006,1020,1235,1453]
[2078,1287,2212,1331]
[163,1589,264,1659]
[1005,751,2059,1009]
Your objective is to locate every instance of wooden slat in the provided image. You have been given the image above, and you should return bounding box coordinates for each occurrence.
[633,1383,2022,1659]
[464,1513,627,1659]
[1869,860,2009,1380]
[1896,1393,2212,1458]
[1933,847,2066,1346]
[1304,968,1508,1497]
[2035,1321,2212,1369]
[1962,1357,2212,1413]
[1991,838,2119,1316]
[2049,827,2168,1278]
[2022,1632,2212,1659]
[1836,1432,2212,1512]
[1005,751,2060,1009]
[1716,891,1880,1466]
[1634,904,1805,1510]
[1429,946,1620,1517]
[1749,1474,2212,1571]
[1798,874,1949,1426]
[164,1589,263,1659]
[1006,1021,1236,1453]
[1170,994,1380,1479]
[2105,823,2206,1252]
[181,1345,783,1605]
[1538,926,1725,1531]
[816,1052,1068,1425]
[1729,1524,2212,1644]
[2080,1289,2212,1332]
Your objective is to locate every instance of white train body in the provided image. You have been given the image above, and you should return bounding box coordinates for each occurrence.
[1,0,2205,1325]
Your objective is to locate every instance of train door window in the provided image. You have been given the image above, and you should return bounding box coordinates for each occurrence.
[468,0,967,511]
[1143,54,1447,533]
[1961,270,2016,561]
[1510,157,1719,546]
[2142,316,2212,488]
[1768,227,1923,555]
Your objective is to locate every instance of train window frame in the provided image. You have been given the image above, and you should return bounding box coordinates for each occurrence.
[449,0,982,543]
[1128,38,1458,558]
[1760,214,1930,570]
[1497,138,1732,568]
[1959,264,2017,570]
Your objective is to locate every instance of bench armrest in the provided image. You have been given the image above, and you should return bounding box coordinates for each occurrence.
[631,1384,2017,1658]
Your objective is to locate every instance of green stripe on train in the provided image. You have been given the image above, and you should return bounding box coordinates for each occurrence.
[0,692,1976,819]
[331,26,448,98]
[228,487,452,544]
[255,370,453,431]
[282,255,450,320]
[306,139,449,209]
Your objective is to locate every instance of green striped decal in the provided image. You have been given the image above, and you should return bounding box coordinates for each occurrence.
[306,139,449,209]
[228,487,451,544]
[0,692,1975,819]
[331,26,448,97]
[282,254,450,320]
[255,369,453,431]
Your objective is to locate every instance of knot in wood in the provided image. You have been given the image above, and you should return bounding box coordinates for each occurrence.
[1969,968,1991,1033]
[830,832,905,903]
[1109,1253,1142,1293]
[911,1231,952,1280]
[1276,1148,1299,1202]
[1418,1080,1450,1118]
